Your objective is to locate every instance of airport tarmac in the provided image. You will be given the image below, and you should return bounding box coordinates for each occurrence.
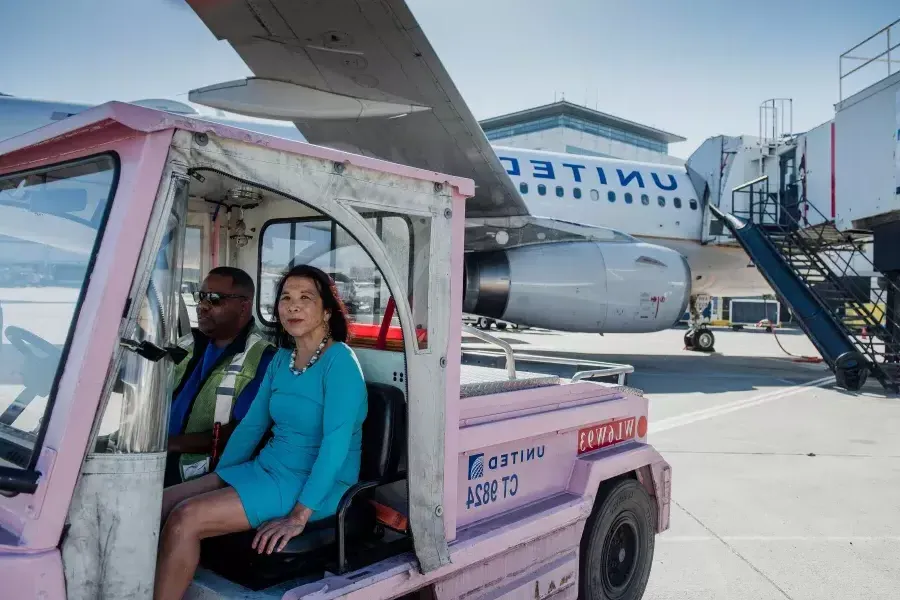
[464,326,900,600]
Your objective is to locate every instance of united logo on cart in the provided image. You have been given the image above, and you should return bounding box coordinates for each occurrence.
[468,453,485,480]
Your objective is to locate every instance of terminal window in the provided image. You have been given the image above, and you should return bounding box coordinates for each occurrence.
[483,115,668,153]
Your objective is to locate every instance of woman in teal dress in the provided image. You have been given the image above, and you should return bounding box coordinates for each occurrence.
[154,265,368,600]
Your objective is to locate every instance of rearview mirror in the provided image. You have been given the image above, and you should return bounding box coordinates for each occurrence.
[28,188,88,214]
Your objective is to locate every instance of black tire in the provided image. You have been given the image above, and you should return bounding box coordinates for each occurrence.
[683,329,694,348]
[834,351,868,391]
[495,322,508,331]
[693,328,715,352]
[579,479,656,600]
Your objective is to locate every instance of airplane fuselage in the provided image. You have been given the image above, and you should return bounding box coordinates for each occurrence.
[492,146,772,298]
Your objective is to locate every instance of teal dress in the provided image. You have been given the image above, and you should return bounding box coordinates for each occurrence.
[215,343,368,528]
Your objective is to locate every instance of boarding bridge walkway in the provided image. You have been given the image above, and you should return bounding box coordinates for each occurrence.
[710,177,900,393]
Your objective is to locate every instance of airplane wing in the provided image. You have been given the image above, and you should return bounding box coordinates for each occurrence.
[185,0,528,219]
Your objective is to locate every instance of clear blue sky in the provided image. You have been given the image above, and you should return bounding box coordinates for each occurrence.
[1,0,897,158]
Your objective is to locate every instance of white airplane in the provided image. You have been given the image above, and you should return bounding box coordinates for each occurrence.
[1,0,771,354]
[1,93,699,338]
[492,146,770,299]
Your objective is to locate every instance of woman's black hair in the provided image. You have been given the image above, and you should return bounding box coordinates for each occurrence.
[270,264,350,348]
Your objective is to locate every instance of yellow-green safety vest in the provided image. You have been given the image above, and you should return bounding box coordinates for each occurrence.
[171,331,273,481]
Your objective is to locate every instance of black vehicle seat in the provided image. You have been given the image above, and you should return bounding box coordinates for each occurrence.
[278,380,406,555]
[200,381,407,589]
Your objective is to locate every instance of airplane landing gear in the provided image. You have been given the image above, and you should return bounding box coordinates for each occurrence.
[684,327,715,352]
[684,294,715,353]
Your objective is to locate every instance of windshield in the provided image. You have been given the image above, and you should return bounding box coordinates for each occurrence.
[0,154,117,469]
[96,178,186,454]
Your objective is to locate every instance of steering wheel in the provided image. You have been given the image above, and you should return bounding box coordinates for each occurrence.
[1,326,62,426]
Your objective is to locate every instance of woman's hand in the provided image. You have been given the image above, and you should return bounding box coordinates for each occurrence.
[252,504,313,554]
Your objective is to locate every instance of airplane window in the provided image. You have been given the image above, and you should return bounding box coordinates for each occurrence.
[590,189,600,201]
[519,182,528,194]
[555,186,564,198]
[608,191,616,202]
[674,197,682,209]
[538,184,547,196]
[624,192,633,204]
[574,188,582,199]
[658,196,666,207]
[641,194,650,206]
[689,199,698,210]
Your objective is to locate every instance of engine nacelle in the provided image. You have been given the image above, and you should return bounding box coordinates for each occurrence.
[463,240,691,333]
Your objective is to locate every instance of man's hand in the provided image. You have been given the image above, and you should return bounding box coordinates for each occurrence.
[167,432,212,454]
[252,504,313,555]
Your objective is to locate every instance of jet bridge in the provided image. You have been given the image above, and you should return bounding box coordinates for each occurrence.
[689,17,900,392]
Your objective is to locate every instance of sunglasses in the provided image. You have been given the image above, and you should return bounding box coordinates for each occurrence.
[193,291,249,305]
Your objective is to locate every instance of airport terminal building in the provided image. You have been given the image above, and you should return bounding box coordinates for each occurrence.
[480,100,686,166]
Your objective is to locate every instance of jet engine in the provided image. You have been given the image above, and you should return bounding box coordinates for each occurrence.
[463,240,691,333]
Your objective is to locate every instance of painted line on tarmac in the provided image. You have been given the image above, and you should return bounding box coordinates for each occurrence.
[661,535,900,543]
[650,375,835,434]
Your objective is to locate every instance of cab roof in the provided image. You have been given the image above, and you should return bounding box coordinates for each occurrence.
[0,101,475,197]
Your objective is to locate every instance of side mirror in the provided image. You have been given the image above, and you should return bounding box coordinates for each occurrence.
[120,339,189,364]
[0,466,40,496]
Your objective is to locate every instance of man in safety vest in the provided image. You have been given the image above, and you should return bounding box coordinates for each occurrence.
[164,266,276,487]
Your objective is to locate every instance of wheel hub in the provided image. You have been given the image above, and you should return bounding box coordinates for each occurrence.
[602,515,639,596]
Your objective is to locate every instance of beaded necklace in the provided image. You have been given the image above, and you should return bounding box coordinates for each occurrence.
[289,334,330,376]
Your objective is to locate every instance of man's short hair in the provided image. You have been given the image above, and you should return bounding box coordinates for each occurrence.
[208,266,255,297]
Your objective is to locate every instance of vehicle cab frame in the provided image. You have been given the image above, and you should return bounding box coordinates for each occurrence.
[0,102,671,600]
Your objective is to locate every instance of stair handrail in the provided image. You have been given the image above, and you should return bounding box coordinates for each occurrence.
[751,193,889,331]
[730,175,900,364]
[733,175,889,286]
[731,176,770,225]
[839,17,900,101]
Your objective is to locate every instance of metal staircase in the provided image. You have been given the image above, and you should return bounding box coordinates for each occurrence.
[710,176,900,393]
